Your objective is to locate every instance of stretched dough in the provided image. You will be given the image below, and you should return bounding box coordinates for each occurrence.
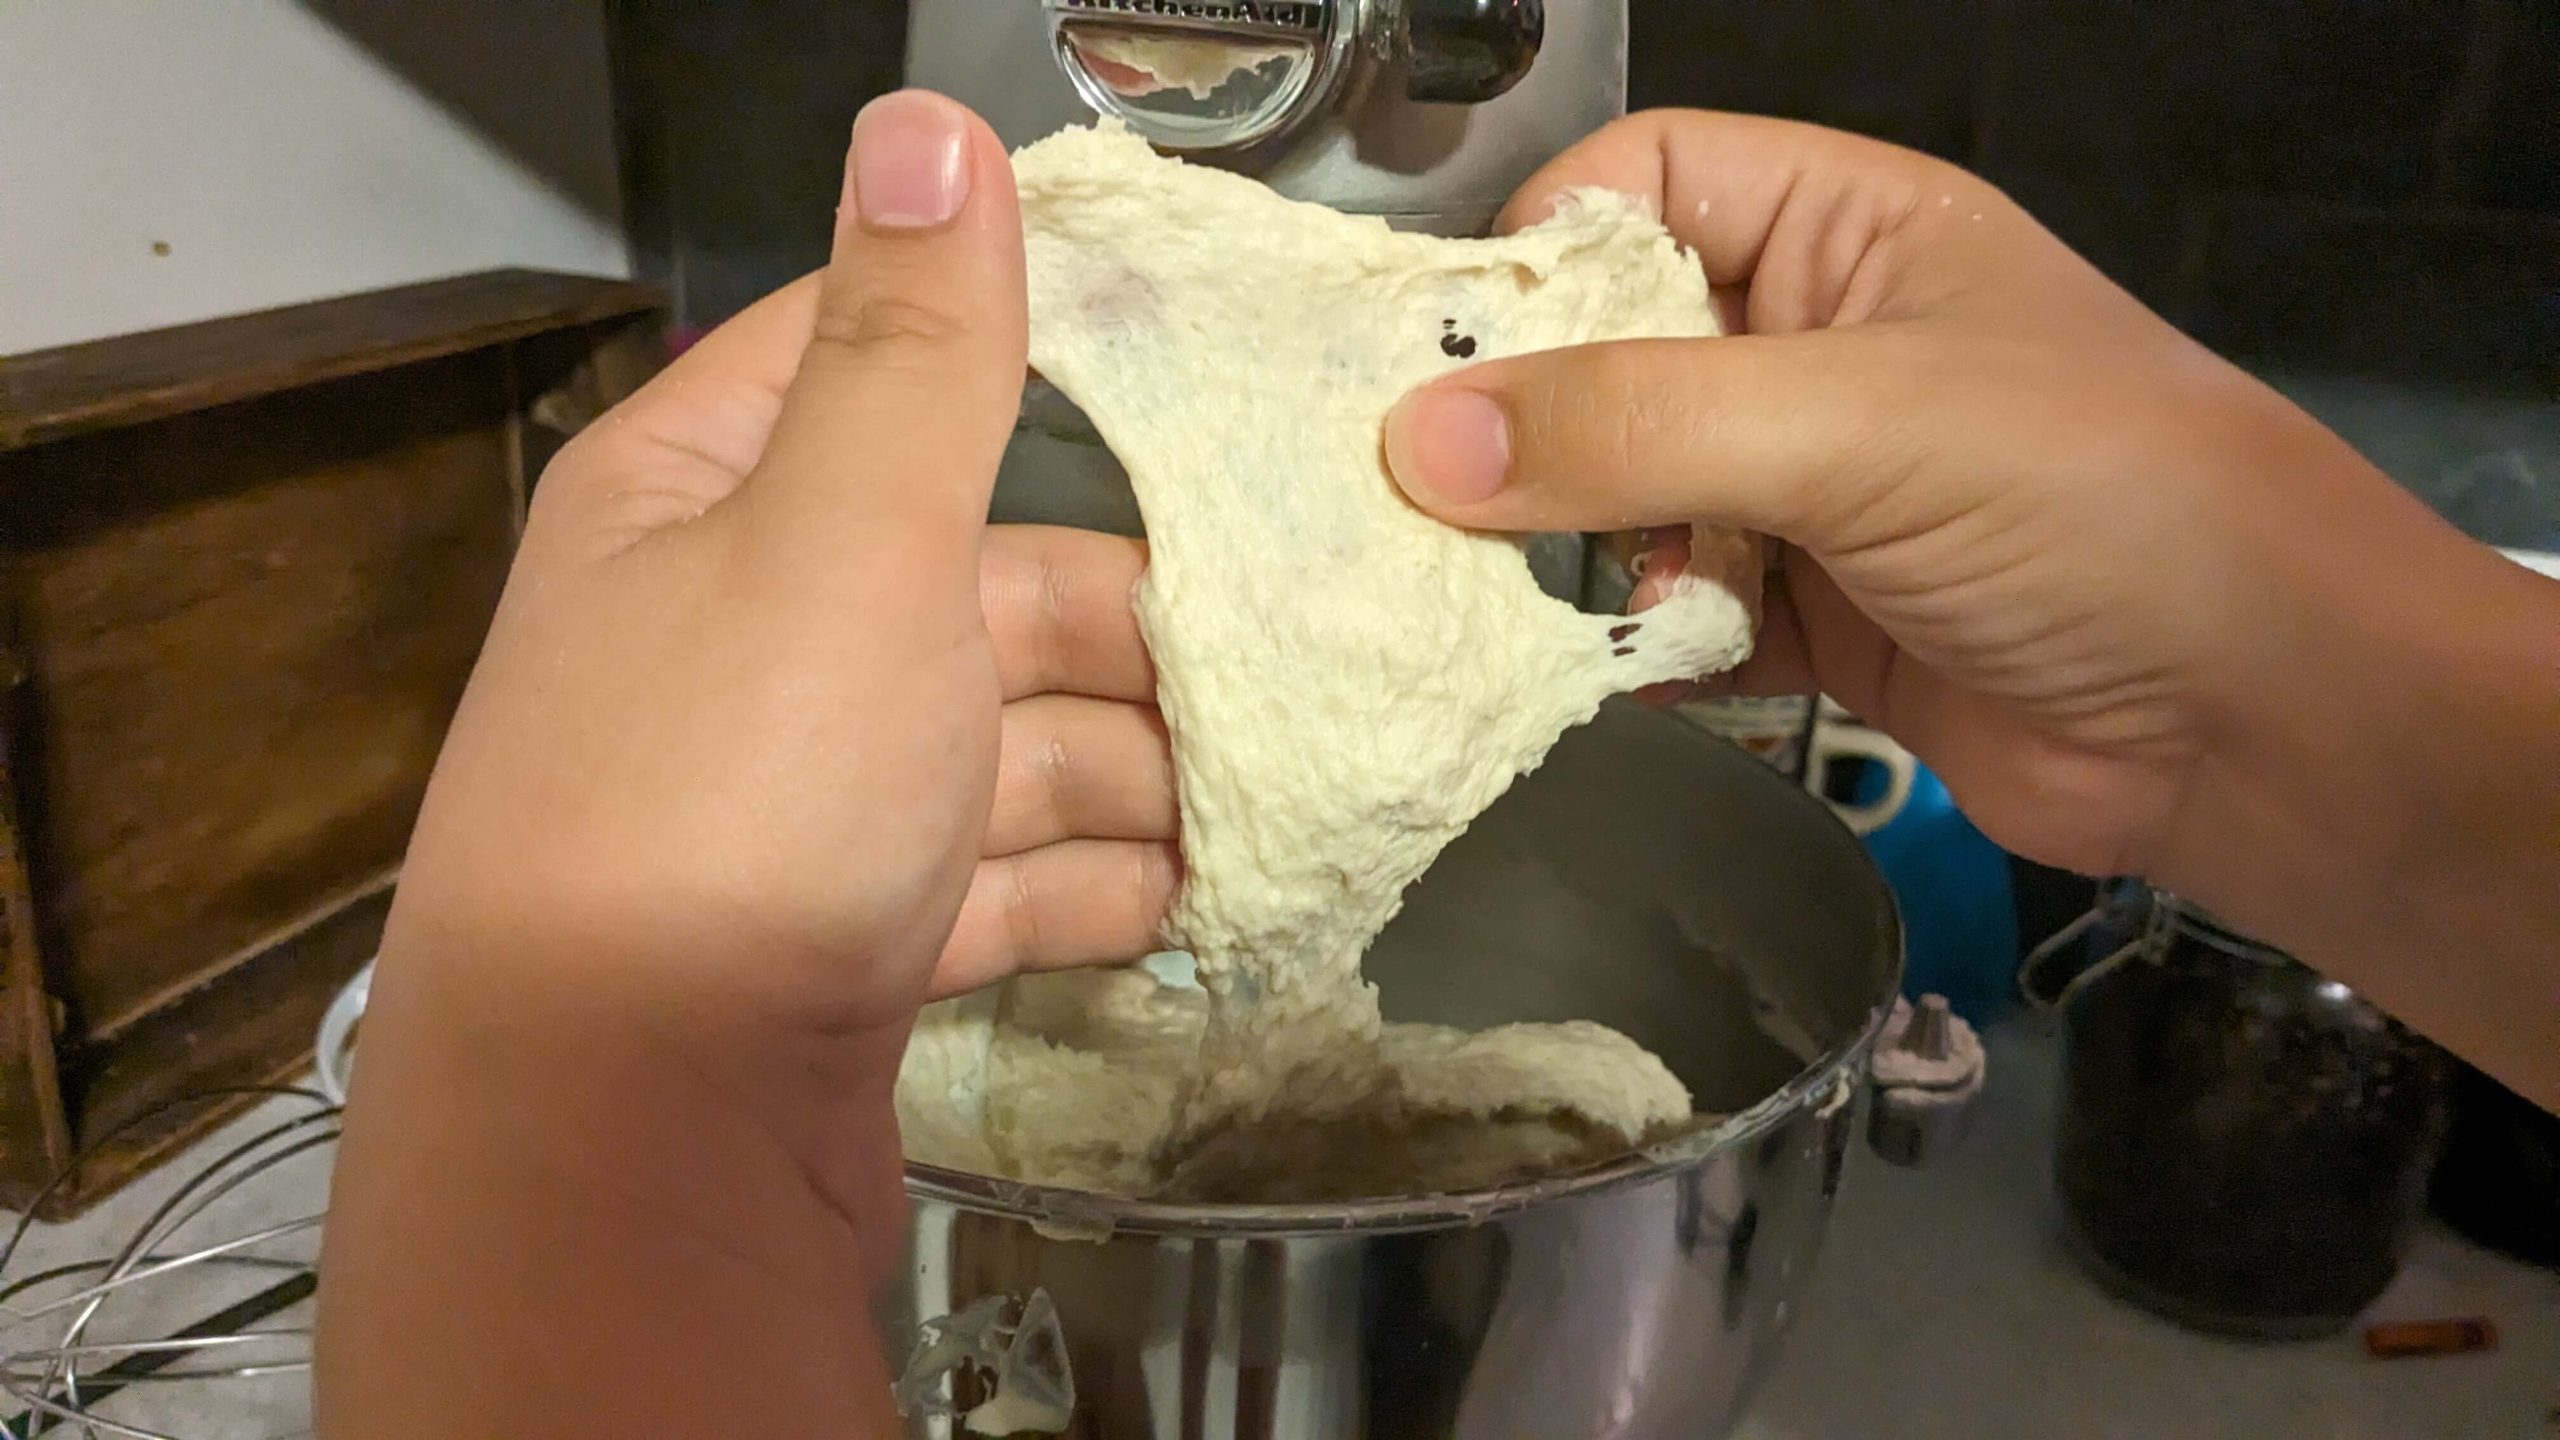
[897,124,1752,1201]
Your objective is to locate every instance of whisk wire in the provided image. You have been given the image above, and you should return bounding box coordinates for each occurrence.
[0,1089,339,1440]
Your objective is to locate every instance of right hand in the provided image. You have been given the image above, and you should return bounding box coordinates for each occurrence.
[1383,110,2560,1112]
[1381,109,2496,886]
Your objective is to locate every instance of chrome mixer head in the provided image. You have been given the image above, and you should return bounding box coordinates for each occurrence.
[1043,0,1544,153]
[915,0,1628,585]
[0,1090,335,1440]
[909,0,1622,235]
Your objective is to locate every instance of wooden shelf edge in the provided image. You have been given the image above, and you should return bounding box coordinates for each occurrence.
[78,872,398,1047]
[2,269,665,452]
[1,886,385,1219]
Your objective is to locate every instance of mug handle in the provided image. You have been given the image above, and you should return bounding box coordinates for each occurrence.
[1809,724,1917,836]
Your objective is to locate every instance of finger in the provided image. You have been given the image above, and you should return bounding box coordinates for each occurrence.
[983,526,1154,703]
[574,277,822,480]
[1626,534,1819,703]
[1386,325,1952,549]
[984,696,1177,857]
[932,841,1182,997]
[1496,109,1991,334]
[734,90,1027,569]
[1623,526,1689,612]
[526,277,823,542]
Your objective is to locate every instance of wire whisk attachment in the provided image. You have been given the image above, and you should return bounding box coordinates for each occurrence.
[0,1088,339,1440]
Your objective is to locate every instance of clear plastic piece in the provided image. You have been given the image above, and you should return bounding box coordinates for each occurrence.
[893,1289,1077,1435]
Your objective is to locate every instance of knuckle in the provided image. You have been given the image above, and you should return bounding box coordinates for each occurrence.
[1031,543,1086,685]
[1031,725,1076,823]
[1533,344,1679,485]
[977,545,1018,626]
[1788,336,1942,543]
[988,747,1038,838]
[979,541,1036,661]
[1000,857,1050,965]
[981,535,1079,697]
[993,706,1075,837]
[1134,843,1183,910]
[808,289,969,363]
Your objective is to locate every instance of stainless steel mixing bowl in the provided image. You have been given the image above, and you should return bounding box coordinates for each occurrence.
[888,697,1905,1439]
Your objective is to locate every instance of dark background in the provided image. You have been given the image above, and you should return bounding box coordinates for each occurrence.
[605,0,2560,404]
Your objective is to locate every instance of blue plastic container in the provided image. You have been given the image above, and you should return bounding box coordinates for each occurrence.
[1840,758,2017,1026]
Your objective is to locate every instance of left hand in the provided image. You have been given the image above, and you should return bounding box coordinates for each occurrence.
[320,92,1177,1440]
[379,106,1175,1054]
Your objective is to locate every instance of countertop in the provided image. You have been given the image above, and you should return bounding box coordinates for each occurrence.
[1738,1021,2559,1440]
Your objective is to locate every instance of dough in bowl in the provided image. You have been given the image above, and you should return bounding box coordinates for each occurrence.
[899,123,1754,1201]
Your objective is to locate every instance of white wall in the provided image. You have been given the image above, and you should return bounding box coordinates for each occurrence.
[0,0,629,354]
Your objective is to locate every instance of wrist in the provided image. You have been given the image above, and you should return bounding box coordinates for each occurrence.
[321,929,910,1440]
[2152,480,2560,1103]
[353,908,915,1244]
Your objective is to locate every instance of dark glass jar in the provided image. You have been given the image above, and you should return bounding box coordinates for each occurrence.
[2049,888,2452,1338]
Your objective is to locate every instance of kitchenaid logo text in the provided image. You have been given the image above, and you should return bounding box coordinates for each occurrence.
[1050,0,1327,34]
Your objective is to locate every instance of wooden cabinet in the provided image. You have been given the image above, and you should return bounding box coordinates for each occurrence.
[0,271,662,1215]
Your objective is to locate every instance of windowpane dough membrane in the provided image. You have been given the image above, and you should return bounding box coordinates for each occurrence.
[897,123,1756,1203]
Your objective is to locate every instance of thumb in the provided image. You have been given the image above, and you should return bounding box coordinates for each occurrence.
[1383,327,1947,553]
[741,91,1027,568]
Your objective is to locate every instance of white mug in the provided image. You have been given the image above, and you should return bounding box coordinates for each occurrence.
[1805,706,1918,836]
[1680,695,1918,836]
[2503,547,2559,581]
[1675,695,1816,779]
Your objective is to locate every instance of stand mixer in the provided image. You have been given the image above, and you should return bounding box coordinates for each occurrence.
[909,0,1604,230]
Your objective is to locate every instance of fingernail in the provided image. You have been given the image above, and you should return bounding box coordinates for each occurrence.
[1387,388,1510,506]
[850,91,972,230]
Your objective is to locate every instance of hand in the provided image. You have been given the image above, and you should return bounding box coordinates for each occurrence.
[378,139,1174,1046]
[1382,110,2560,1107]
[320,93,1177,1439]
[1383,109,2489,882]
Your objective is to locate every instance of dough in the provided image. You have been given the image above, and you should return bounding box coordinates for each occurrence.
[905,966,1702,1201]
[897,123,1753,1201]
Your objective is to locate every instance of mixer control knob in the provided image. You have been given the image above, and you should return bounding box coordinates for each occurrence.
[1401,0,1544,104]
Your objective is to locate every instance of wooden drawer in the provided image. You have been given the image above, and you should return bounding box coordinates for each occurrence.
[0,271,663,1216]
